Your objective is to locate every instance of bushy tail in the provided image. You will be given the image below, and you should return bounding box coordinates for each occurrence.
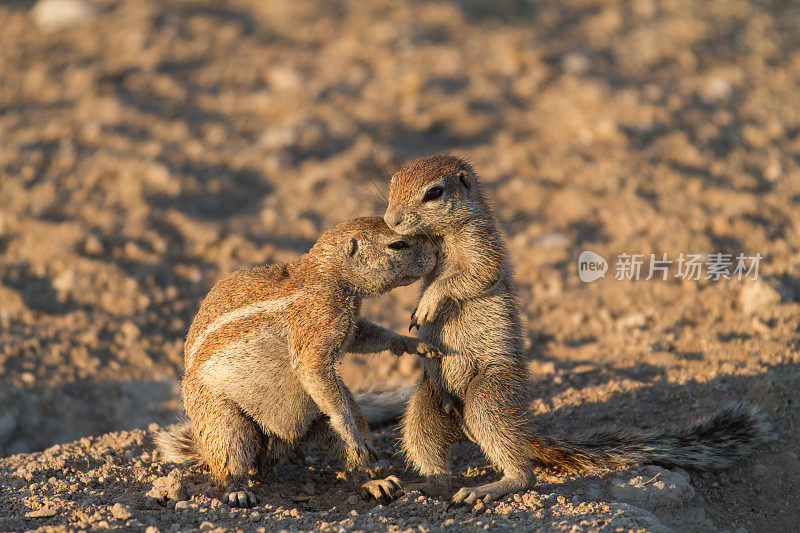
[531,405,769,472]
[154,419,204,468]
[354,384,414,426]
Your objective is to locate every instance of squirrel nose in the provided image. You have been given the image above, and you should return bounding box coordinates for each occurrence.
[384,212,402,228]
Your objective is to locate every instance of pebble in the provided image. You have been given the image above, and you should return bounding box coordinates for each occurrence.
[612,466,695,508]
[740,281,781,314]
[562,52,591,75]
[701,76,732,102]
[32,0,97,31]
[82,235,104,255]
[26,507,57,518]
[111,502,132,520]
[616,312,648,330]
[147,469,187,501]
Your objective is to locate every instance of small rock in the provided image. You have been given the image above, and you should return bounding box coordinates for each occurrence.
[82,235,104,255]
[742,125,768,149]
[533,231,571,249]
[562,52,590,75]
[26,507,57,518]
[740,281,781,314]
[52,270,77,294]
[612,466,695,508]
[120,321,140,341]
[111,503,132,520]
[701,76,732,103]
[147,469,187,501]
[32,0,97,31]
[175,501,190,510]
[616,312,648,330]
[764,158,782,182]
[145,527,160,533]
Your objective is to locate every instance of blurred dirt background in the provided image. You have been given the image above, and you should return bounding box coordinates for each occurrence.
[1,0,800,531]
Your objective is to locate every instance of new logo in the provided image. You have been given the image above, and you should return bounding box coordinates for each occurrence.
[578,251,608,282]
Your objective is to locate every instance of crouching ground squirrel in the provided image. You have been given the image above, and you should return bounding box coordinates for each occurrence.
[157,216,439,507]
[384,154,768,505]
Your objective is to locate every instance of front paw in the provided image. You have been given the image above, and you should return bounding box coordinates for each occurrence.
[410,293,441,329]
[391,335,442,358]
[346,439,378,472]
[359,475,404,505]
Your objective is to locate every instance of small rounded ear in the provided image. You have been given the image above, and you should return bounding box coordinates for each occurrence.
[457,170,471,189]
[347,237,359,257]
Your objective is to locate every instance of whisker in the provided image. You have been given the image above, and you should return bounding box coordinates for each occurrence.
[420,227,435,246]
[366,145,390,208]
[370,144,394,183]
[366,173,388,208]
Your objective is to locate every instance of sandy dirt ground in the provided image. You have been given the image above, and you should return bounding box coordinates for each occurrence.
[1,0,800,531]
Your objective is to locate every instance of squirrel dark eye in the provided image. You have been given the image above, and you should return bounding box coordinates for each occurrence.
[423,186,444,202]
[387,240,409,250]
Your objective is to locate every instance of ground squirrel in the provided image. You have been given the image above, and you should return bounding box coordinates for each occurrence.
[383,154,768,505]
[156,216,438,507]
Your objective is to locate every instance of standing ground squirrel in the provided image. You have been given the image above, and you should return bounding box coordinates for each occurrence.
[156,216,438,506]
[384,154,768,505]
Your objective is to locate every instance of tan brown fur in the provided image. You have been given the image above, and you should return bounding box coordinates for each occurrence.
[157,216,437,507]
[384,154,768,505]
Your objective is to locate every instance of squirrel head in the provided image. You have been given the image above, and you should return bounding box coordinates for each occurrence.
[310,216,436,296]
[384,154,483,236]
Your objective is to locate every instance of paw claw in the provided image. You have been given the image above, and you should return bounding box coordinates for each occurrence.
[416,342,442,358]
[366,441,378,463]
[450,482,514,508]
[360,476,404,505]
[226,490,257,508]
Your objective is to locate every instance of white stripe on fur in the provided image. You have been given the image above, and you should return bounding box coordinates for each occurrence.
[187,295,296,366]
